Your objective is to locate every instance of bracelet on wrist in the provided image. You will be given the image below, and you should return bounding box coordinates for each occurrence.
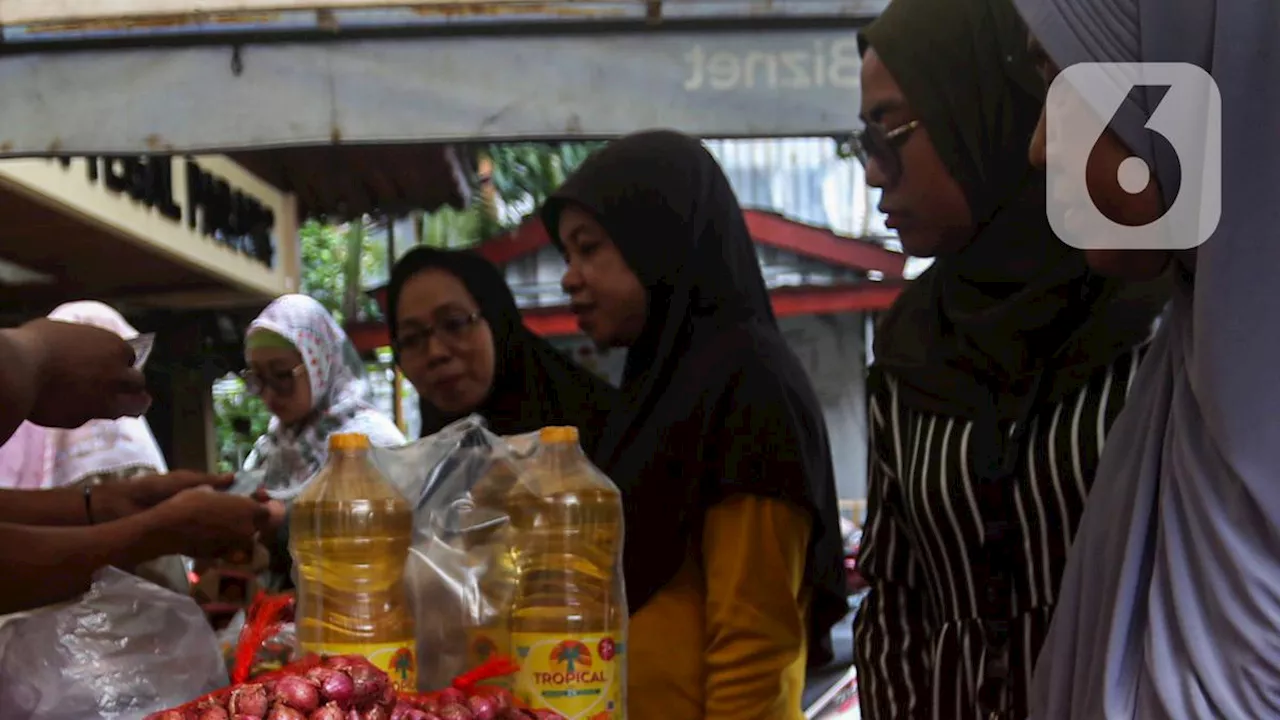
[84,484,96,525]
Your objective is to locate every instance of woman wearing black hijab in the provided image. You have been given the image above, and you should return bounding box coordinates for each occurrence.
[541,130,848,720]
[386,246,615,450]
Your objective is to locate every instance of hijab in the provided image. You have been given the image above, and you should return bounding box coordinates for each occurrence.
[245,294,404,493]
[385,247,616,452]
[1017,1,1280,718]
[541,130,848,664]
[0,302,167,490]
[862,0,1170,422]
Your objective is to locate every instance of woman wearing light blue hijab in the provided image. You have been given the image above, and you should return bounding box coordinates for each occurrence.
[1016,0,1280,717]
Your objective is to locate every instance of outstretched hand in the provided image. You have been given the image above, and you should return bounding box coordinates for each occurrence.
[93,470,235,524]
[17,318,151,428]
[154,487,284,561]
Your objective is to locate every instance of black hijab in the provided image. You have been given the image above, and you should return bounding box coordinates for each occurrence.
[386,247,616,453]
[862,0,1170,421]
[541,130,848,665]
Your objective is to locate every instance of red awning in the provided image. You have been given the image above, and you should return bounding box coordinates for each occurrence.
[349,210,905,353]
[348,282,903,353]
[476,209,906,278]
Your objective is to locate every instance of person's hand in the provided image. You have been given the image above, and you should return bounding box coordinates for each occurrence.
[13,318,151,428]
[93,470,235,523]
[153,488,282,561]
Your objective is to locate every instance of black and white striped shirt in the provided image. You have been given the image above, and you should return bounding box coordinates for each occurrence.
[853,345,1148,720]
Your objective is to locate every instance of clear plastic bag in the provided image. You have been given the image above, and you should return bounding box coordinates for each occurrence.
[0,567,228,720]
[367,416,531,692]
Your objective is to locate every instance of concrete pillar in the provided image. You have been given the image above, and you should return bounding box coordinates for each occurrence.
[148,315,217,472]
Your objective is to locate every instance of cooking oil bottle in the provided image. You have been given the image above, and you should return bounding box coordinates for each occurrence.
[509,426,627,720]
[291,432,417,692]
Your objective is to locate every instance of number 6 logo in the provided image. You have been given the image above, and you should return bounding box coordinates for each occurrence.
[1045,62,1222,251]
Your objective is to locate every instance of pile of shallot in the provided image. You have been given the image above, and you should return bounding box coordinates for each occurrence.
[146,656,567,720]
[395,687,563,720]
[148,655,399,720]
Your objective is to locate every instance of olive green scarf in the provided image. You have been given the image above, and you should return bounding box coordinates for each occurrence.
[863,0,1170,420]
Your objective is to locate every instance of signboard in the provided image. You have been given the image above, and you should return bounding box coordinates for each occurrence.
[0,155,296,297]
[0,27,864,155]
[62,155,277,269]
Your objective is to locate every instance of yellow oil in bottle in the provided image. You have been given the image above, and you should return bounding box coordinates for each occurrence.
[291,432,417,691]
[509,426,627,720]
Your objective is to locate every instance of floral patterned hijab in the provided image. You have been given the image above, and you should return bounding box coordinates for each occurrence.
[244,294,404,497]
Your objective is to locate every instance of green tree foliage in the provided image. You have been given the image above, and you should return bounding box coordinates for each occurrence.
[299,218,387,324]
[486,142,606,213]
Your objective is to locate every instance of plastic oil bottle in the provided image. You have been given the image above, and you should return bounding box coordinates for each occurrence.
[291,432,417,692]
[509,426,627,720]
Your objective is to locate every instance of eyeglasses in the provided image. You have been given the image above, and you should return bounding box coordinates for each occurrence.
[848,119,921,188]
[241,364,305,397]
[394,311,483,355]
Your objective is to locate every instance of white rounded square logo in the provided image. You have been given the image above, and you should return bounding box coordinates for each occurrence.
[1045,62,1222,250]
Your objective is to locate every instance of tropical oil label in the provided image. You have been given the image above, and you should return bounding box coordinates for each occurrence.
[512,632,623,720]
[315,641,417,692]
[466,626,513,689]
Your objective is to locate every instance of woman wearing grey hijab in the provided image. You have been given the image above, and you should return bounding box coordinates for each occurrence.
[1016,0,1280,717]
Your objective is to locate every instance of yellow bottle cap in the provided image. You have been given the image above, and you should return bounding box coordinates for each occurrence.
[539,426,580,444]
[329,432,371,451]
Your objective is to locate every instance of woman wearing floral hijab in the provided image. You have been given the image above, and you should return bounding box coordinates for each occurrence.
[242,294,404,589]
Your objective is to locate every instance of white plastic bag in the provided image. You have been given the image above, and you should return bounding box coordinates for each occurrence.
[0,567,228,720]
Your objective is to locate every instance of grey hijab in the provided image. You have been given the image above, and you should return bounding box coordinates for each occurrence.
[1018,0,1280,718]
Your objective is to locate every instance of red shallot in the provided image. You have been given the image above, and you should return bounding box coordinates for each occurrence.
[274,676,321,712]
[319,670,356,708]
[435,705,473,720]
[229,684,270,718]
[267,706,307,720]
[436,689,466,708]
[197,707,230,720]
[309,703,346,720]
[346,663,388,706]
[325,656,361,672]
[466,696,495,720]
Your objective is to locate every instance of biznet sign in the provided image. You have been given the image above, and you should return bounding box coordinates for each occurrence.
[0,28,865,156]
[682,39,862,92]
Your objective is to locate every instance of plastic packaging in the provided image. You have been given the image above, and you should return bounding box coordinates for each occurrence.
[0,567,227,720]
[291,432,418,692]
[129,332,155,370]
[508,426,627,720]
[383,417,528,692]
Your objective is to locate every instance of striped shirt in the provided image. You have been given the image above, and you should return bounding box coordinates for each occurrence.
[853,345,1148,720]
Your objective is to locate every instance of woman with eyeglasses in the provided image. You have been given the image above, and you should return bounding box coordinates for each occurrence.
[385,246,615,449]
[542,130,847,719]
[1016,1,1280,717]
[849,0,1170,718]
[241,293,405,590]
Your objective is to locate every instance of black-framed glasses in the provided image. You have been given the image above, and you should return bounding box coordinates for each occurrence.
[241,364,305,397]
[394,310,483,355]
[848,119,921,188]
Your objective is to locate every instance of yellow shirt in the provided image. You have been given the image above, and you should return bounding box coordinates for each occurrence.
[627,494,812,720]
